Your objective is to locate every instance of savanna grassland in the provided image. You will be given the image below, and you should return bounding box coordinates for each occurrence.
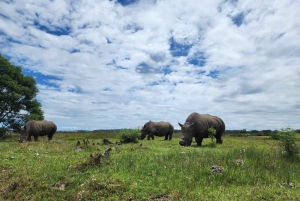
[0,132,299,201]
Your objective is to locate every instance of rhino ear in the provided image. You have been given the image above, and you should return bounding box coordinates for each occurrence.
[178,123,183,128]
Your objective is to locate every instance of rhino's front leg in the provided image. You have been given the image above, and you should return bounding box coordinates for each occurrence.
[196,137,203,146]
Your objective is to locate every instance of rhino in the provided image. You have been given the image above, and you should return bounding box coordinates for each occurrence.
[178,112,225,146]
[19,120,57,142]
[140,121,174,140]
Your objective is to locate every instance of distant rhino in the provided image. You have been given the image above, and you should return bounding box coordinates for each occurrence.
[140,121,174,140]
[20,120,57,142]
[178,112,225,146]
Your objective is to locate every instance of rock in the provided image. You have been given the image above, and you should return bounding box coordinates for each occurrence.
[210,165,223,174]
[235,159,245,165]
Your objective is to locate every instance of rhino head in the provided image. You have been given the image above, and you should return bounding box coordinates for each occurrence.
[19,127,27,143]
[140,121,154,140]
[178,122,195,146]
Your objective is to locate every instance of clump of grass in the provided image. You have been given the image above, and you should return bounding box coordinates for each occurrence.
[119,128,140,143]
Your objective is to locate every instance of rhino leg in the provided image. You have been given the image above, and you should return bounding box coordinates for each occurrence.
[164,135,168,140]
[147,135,151,140]
[216,132,223,144]
[151,135,154,140]
[27,135,32,141]
[196,137,203,146]
[168,134,172,140]
[216,137,223,144]
[48,134,53,141]
[34,135,39,141]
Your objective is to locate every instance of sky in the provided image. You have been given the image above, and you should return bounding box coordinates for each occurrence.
[0,0,300,131]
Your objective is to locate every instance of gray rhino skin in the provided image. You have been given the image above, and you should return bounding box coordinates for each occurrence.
[20,120,57,142]
[140,121,174,140]
[178,112,225,146]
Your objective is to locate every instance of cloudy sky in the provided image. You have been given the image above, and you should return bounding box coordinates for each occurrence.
[1,0,299,131]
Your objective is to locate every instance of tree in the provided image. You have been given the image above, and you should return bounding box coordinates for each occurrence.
[0,54,44,137]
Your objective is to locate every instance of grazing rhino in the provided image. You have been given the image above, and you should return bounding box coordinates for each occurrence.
[140,121,174,140]
[20,120,57,142]
[178,112,225,146]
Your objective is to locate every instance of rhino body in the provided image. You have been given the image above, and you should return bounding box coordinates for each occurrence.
[178,112,225,146]
[20,120,57,142]
[141,121,174,140]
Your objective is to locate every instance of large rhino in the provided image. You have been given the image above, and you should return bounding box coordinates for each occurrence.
[140,121,174,140]
[178,112,225,146]
[20,120,57,142]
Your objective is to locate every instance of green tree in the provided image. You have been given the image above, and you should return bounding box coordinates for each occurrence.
[0,54,44,137]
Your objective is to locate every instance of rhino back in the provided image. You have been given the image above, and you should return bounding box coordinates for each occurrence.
[186,112,224,133]
[153,122,172,135]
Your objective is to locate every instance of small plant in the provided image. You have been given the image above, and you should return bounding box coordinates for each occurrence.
[277,126,299,157]
[208,127,216,147]
[119,128,140,143]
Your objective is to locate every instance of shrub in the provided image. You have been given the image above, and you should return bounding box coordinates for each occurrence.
[277,126,299,157]
[119,128,140,143]
[270,132,281,140]
[0,127,8,139]
[208,127,216,147]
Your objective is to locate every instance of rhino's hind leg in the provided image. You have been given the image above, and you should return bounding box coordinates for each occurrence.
[216,137,223,144]
[48,135,53,141]
[164,135,168,140]
[34,135,39,141]
[216,132,223,144]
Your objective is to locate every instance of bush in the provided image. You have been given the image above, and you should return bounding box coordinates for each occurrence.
[277,126,299,157]
[270,132,281,140]
[208,127,216,147]
[0,127,8,139]
[119,128,140,143]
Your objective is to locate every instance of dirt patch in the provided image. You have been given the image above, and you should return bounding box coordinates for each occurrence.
[148,194,172,201]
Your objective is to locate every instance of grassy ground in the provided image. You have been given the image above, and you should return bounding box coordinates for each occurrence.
[0,132,299,201]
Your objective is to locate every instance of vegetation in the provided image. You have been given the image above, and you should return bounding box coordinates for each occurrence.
[0,54,44,138]
[275,126,299,157]
[119,128,140,143]
[1,130,299,200]
[208,127,216,147]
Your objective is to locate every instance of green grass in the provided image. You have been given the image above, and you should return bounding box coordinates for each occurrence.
[0,133,300,200]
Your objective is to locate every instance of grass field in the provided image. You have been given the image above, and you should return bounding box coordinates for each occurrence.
[0,132,299,201]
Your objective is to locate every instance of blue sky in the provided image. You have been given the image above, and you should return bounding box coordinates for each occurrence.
[1,0,300,131]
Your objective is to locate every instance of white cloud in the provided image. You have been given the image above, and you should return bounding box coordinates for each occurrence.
[1,0,300,131]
